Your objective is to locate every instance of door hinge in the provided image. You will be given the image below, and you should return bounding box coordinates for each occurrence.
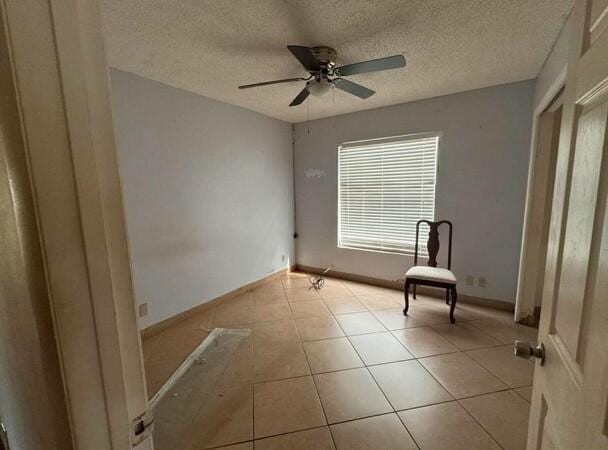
[131,410,154,446]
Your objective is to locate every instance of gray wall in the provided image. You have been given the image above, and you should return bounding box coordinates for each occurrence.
[294,80,535,304]
[110,69,295,328]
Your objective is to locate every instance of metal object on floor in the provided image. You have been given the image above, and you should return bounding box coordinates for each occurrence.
[151,327,251,450]
[308,267,331,290]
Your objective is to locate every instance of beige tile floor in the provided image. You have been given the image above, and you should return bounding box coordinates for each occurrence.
[143,272,538,450]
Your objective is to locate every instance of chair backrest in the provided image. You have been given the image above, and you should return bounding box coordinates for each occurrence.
[414,220,453,269]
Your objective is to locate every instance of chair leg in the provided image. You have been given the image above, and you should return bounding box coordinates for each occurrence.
[413,284,417,299]
[449,286,457,323]
[445,289,450,305]
[403,280,410,315]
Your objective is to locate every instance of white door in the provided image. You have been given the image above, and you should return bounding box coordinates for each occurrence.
[526,0,608,448]
[1,0,152,448]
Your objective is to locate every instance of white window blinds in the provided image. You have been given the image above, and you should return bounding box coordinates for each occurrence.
[338,133,439,254]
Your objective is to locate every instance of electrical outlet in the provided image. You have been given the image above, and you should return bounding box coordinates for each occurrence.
[466,275,474,286]
[138,303,148,318]
[478,277,487,288]
[281,254,286,262]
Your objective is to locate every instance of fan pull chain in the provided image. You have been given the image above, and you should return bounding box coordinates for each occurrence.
[307,98,310,135]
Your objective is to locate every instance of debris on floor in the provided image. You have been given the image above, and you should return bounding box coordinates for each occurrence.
[308,267,331,290]
[151,327,251,450]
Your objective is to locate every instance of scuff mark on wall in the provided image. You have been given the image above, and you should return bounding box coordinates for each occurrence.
[304,168,326,179]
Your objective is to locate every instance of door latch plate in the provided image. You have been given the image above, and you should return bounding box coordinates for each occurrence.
[131,410,154,446]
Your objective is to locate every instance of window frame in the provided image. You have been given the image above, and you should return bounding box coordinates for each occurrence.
[336,131,441,256]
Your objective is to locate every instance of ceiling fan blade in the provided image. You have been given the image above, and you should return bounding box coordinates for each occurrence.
[332,78,375,99]
[287,45,320,72]
[334,55,406,77]
[289,88,310,106]
[238,77,307,89]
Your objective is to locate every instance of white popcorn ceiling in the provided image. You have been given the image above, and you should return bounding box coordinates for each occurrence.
[100,0,572,123]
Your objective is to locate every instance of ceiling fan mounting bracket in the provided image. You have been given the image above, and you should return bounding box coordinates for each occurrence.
[310,46,337,70]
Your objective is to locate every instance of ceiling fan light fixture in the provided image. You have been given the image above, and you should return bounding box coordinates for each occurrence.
[307,79,333,96]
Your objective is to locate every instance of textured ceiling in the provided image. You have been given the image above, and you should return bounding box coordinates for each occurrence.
[100,0,572,123]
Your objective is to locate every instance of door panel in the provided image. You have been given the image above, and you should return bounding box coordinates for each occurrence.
[553,102,606,358]
[590,0,608,42]
[527,0,608,449]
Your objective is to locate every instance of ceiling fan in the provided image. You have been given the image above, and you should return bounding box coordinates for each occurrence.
[238,46,406,106]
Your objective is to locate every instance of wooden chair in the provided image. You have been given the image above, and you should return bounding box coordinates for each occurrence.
[403,220,457,323]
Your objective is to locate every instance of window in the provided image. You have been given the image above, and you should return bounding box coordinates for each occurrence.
[338,132,439,254]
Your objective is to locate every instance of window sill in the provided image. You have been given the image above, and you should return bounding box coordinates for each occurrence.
[338,245,428,258]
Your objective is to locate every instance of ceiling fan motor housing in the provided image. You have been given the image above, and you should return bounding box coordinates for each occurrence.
[310,46,337,72]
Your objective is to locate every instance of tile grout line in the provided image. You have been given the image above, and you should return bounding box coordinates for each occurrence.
[208,382,532,449]
[403,351,511,449]
[455,396,506,449]
[315,285,394,447]
[224,290,492,330]
[358,294,519,448]
[291,284,339,450]
[394,412,422,449]
[283,278,338,447]
[512,386,533,403]
[341,325,422,449]
[323,286,422,448]
[279,276,528,448]
[465,346,532,388]
[412,349,500,401]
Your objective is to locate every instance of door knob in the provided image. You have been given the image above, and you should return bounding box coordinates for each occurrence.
[514,340,545,366]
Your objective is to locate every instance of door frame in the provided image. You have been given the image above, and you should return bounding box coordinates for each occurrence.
[1,0,150,449]
[0,8,73,450]
[515,70,567,324]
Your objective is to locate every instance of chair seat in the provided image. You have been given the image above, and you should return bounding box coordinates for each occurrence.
[405,266,457,284]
